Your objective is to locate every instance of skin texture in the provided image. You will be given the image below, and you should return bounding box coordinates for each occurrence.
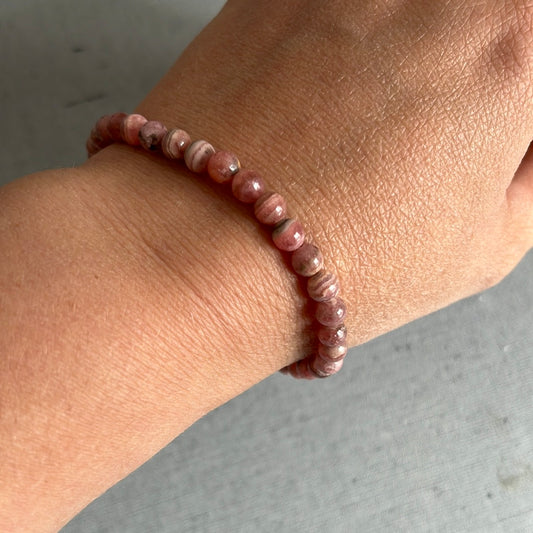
[1,1,532,530]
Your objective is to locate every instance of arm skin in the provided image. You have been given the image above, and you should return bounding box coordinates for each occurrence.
[2,0,533,530]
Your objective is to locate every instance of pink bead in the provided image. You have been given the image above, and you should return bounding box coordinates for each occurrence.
[95,115,113,143]
[307,270,340,302]
[317,324,347,347]
[232,169,266,203]
[121,114,148,146]
[254,192,287,225]
[162,128,191,159]
[207,151,241,183]
[86,137,101,157]
[318,342,348,361]
[315,297,347,327]
[139,121,168,151]
[291,242,323,277]
[310,356,344,378]
[288,359,317,380]
[272,219,305,252]
[185,140,215,173]
[108,112,127,141]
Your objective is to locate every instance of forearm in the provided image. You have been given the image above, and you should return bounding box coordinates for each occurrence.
[0,152,307,531]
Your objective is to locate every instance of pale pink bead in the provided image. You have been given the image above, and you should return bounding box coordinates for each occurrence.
[162,128,191,159]
[272,219,305,252]
[207,151,241,183]
[254,192,287,225]
[108,112,127,141]
[288,359,317,380]
[317,324,347,347]
[139,120,168,151]
[315,297,347,327]
[121,114,148,146]
[310,356,344,378]
[307,270,340,302]
[95,115,113,143]
[291,242,323,277]
[185,140,215,173]
[318,342,348,361]
[232,169,266,203]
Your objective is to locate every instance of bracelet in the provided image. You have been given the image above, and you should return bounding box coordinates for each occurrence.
[86,113,348,379]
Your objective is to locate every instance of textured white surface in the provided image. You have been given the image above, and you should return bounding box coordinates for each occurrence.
[1,2,532,532]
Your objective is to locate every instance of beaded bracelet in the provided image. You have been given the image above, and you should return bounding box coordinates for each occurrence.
[87,112,348,379]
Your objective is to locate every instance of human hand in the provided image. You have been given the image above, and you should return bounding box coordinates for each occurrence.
[130,0,533,345]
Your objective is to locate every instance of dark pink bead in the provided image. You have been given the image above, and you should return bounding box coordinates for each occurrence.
[95,115,113,143]
[317,324,347,347]
[108,112,127,141]
[121,114,148,146]
[315,297,347,327]
[232,169,266,203]
[307,270,340,302]
[272,219,305,252]
[162,128,191,159]
[291,242,323,277]
[207,151,241,183]
[90,125,105,144]
[139,120,168,151]
[288,359,317,380]
[185,140,215,173]
[89,126,108,151]
[318,342,348,361]
[310,355,344,378]
[86,137,101,157]
[254,192,287,225]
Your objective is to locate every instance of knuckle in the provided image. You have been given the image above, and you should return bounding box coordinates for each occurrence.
[479,2,533,92]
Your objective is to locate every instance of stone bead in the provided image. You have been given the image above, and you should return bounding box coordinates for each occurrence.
[254,192,287,225]
[232,169,266,203]
[310,355,344,378]
[307,270,340,302]
[318,342,348,361]
[139,120,168,151]
[291,242,323,277]
[108,112,127,141]
[272,218,305,252]
[315,297,347,328]
[207,151,241,183]
[86,137,101,157]
[95,115,113,143]
[317,324,347,347]
[162,128,191,159]
[288,359,317,380]
[184,140,216,173]
[121,114,148,146]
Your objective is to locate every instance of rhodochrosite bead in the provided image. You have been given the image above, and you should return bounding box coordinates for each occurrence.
[291,242,323,277]
[87,112,349,379]
[162,129,191,159]
[310,356,344,377]
[315,297,347,327]
[139,121,168,151]
[121,114,148,146]
[232,169,265,203]
[185,140,215,173]
[272,219,305,252]
[254,192,287,225]
[317,324,347,347]
[207,151,240,183]
[318,342,348,361]
[108,112,127,141]
[307,270,340,302]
